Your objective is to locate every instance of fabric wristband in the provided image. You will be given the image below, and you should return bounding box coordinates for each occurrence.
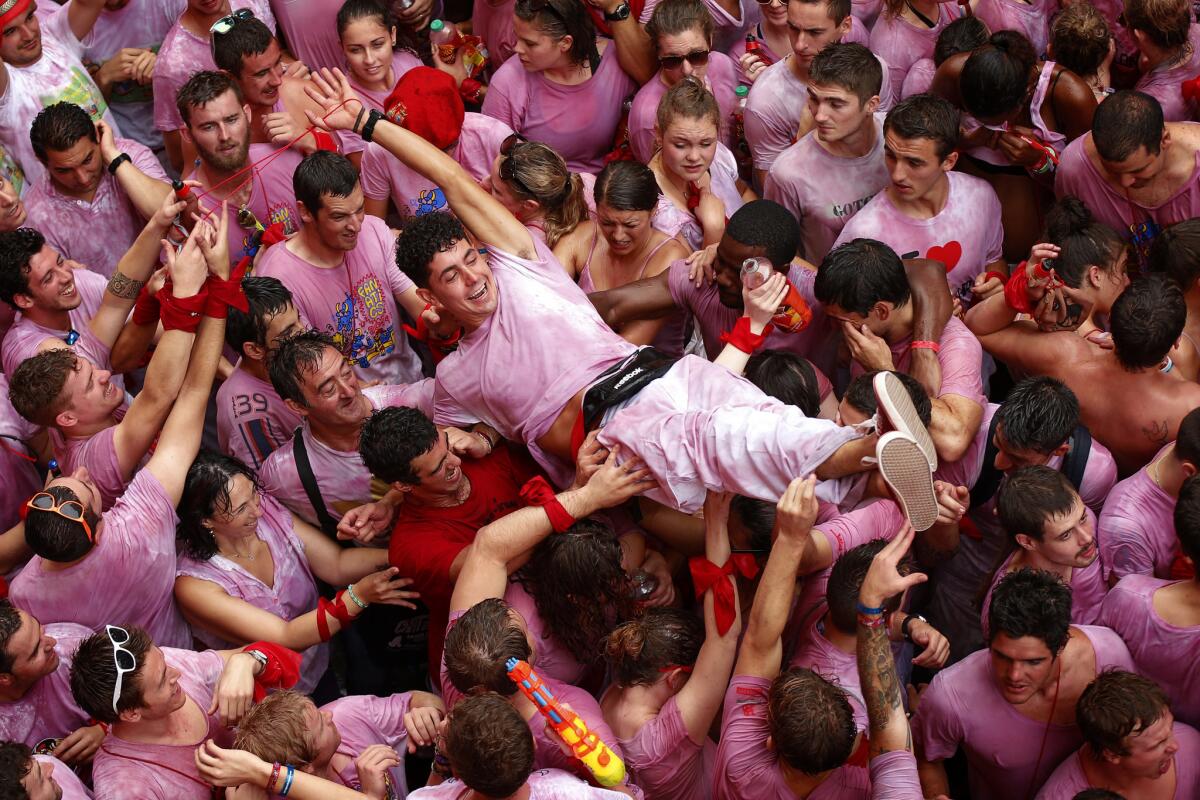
[203,263,249,319]
[131,284,161,326]
[688,555,760,635]
[719,316,773,354]
[159,286,208,333]
[242,641,301,701]
[911,340,940,352]
[311,130,338,152]
[984,271,1007,286]
[1003,265,1035,314]
[856,601,886,615]
[459,77,484,105]
[519,476,576,533]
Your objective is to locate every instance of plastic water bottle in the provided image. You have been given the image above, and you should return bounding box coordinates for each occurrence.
[741,257,813,333]
[733,85,752,182]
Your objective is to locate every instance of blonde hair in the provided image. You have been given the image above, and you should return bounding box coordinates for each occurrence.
[504,141,590,248]
[233,691,319,766]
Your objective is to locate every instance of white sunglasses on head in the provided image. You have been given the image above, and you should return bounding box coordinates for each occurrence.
[106,625,138,716]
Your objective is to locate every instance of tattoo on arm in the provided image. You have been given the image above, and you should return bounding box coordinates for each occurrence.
[858,615,910,757]
[106,271,145,300]
[1143,419,1169,448]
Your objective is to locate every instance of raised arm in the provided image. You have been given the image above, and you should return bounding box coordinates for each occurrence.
[196,741,371,800]
[66,0,106,43]
[304,68,534,257]
[591,1,656,84]
[589,268,679,329]
[97,122,172,220]
[903,258,953,399]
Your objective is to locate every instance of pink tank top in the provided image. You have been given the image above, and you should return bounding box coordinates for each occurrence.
[965,60,1068,167]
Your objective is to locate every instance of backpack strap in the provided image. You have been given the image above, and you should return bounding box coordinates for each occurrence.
[1061,426,1093,492]
[292,427,339,537]
[969,413,1004,510]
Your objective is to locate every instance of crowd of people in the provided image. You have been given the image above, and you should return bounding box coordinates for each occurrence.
[0,0,1199,797]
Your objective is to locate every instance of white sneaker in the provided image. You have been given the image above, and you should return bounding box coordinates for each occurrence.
[873,371,937,471]
[877,432,939,532]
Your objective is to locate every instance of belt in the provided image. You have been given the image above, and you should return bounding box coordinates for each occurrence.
[569,347,677,458]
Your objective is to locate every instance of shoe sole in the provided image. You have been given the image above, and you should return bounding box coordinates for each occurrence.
[878,432,939,532]
[874,371,937,471]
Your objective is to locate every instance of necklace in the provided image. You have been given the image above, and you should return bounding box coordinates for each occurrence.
[220,541,258,561]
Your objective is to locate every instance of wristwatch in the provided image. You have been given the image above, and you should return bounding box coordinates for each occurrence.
[244,648,269,671]
[106,152,131,175]
[901,613,927,643]
[604,1,631,21]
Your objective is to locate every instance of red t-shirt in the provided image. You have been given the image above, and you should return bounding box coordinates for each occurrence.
[389,444,542,669]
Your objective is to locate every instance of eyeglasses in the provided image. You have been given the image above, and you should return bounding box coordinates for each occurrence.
[499,133,538,199]
[106,625,138,716]
[658,49,710,70]
[209,8,253,35]
[26,492,93,542]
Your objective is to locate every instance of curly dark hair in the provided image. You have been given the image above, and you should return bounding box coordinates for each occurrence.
[516,518,635,665]
[394,211,467,288]
[0,228,45,309]
[359,406,439,485]
[987,568,1072,654]
[176,450,261,561]
[9,348,77,427]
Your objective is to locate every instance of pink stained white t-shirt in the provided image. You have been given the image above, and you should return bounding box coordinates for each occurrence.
[90,648,229,800]
[1034,721,1200,800]
[56,416,139,512]
[215,367,302,471]
[764,112,888,264]
[503,579,586,686]
[268,0,343,72]
[0,623,92,749]
[323,692,414,797]
[473,0,517,71]
[1099,574,1200,728]
[847,317,985,408]
[24,137,166,279]
[0,373,43,532]
[628,52,740,163]
[787,611,869,734]
[258,381,434,525]
[869,4,959,102]
[834,171,1005,300]
[8,468,192,649]
[481,49,638,173]
[152,0,275,133]
[360,112,514,221]
[255,214,423,385]
[1098,454,1181,580]
[616,694,714,800]
[974,0,1054,57]
[34,754,94,800]
[639,0,761,53]
[714,674,870,800]
[410,768,632,799]
[1135,25,1200,123]
[911,625,1136,800]
[338,51,424,156]
[175,493,328,694]
[651,144,745,251]
[900,58,935,99]
[0,6,119,188]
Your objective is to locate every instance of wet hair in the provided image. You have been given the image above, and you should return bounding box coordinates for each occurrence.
[444,693,535,797]
[1051,3,1112,80]
[29,103,96,163]
[645,0,713,49]
[176,451,261,561]
[500,140,589,248]
[1172,473,1200,566]
[656,75,721,137]
[226,276,295,355]
[595,160,660,212]
[809,42,882,104]
[814,238,910,315]
[211,14,274,76]
[395,210,468,288]
[0,228,44,308]
[1174,406,1200,467]
[883,93,960,160]
[768,667,857,774]
[995,376,1080,455]
[1123,0,1191,50]
[358,406,439,485]
[603,606,704,686]
[176,70,245,127]
[8,349,78,427]
[934,16,989,66]
[731,495,776,552]
[1149,218,1200,290]
[24,484,100,563]
[1043,197,1128,289]
[743,350,821,418]
[986,568,1072,654]
[1077,670,1170,758]
[443,597,532,696]
[516,518,635,664]
[960,31,1038,121]
[827,540,901,634]
[843,371,931,426]
[70,625,154,724]
[234,690,319,766]
[294,150,359,215]
[724,200,801,269]
[267,329,340,406]
[336,0,424,58]
[1110,274,1185,370]
[996,466,1080,542]
[1092,91,1165,163]
[0,601,22,674]
[513,0,599,68]
[797,0,851,23]
[0,741,33,798]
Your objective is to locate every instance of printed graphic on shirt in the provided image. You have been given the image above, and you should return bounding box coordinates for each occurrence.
[410,187,448,217]
[328,275,396,371]
[40,67,108,123]
[0,146,25,195]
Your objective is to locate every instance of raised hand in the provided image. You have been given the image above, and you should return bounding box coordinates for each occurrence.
[351,568,420,609]
[582,444,656,508]
[303,68,365,133]
[774,475,818,542]
[743,271,788,333]
[859,523,926,609]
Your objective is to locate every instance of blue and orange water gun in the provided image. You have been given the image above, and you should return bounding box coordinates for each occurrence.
[505,658,626,787]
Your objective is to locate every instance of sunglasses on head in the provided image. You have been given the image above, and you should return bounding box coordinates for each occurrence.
[659,49,710,70]
[106,625,138,716]
[499,133,538,199]
[26,491,93,542]
[522,0,567,21]
[210,7,253,35]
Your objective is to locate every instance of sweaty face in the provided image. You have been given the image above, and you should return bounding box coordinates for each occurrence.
[296,346,369,428]
[308,185,366,252]
[424,238,497,328]
[596,202,653,256]
[659,116,719,183]
[512,16,567,72]
[258,303,303,354]
[1115,710,1179,780]
[187,90,252,172]
[406,429,466,499]
[0,173,28,231]
[807,82,872,145]
[713,236,770,309]
[340,17,396,87]
[3,611,60,684]
[786,1,847,64]
[59,354,123,426]
[989,633,1058,706]
[205,474,263,540]
[884,131,950,202]
[656,28,710,84]
[20,246,84,313]
[0,4,41,67]
[131,646,186,721]
[1031,497,1097,568]
[237,39,285,107]
[20,756,62,800]
[44,138,103,198]
[1099,144,1165,190]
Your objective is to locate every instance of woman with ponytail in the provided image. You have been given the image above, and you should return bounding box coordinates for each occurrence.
[599,491,741,800]
[483,136,596,249]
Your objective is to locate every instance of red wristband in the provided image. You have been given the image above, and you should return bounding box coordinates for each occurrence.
[330,590,356,627]
[203,263,249,319]
[719,316,773,354]
[911,340,940,352]
[459,77,484,104]
[402,304,464,364]
[311,130,338,152]
[1004,265,1034,314]
[984,271,1007,286]
[242,641,302,701]
[132,284,161,326]
[159,285,208,332]
[519,476,576,533]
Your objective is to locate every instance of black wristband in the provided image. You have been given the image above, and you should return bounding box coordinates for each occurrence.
[106,152,131,175]
[901,613,926,643]
[352,106,366,136]
[360,109,384,143]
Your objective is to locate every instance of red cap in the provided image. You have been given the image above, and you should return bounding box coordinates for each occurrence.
[383,67,465,151]
[0,0,32,28]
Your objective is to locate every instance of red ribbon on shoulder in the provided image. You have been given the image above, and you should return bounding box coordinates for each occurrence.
[519,476,576,533]
[689,555,760,635]
[242,641,302,702]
